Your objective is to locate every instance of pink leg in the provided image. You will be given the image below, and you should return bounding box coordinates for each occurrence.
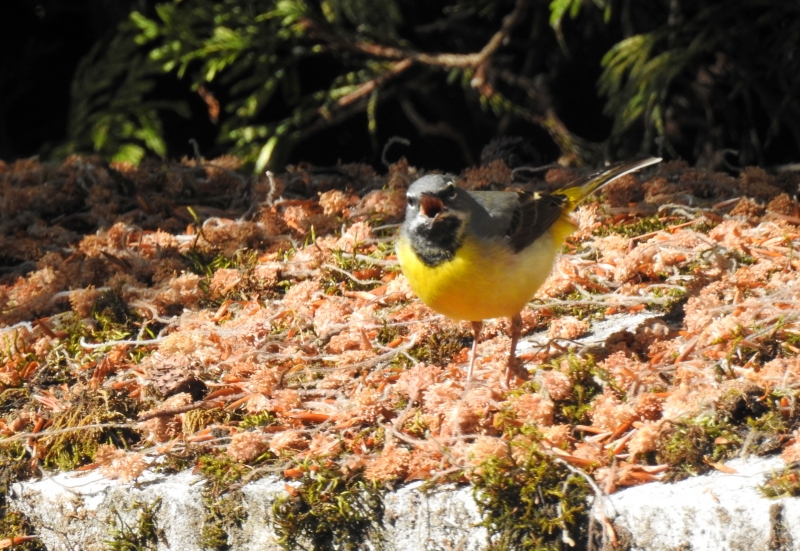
[467,321,484,382]
[504,313,523,386]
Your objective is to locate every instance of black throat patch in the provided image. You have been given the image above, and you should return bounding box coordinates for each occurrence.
[408,214,463,267]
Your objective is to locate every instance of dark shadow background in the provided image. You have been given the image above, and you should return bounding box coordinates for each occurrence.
[2,0,798,172]
[0,0,614,172]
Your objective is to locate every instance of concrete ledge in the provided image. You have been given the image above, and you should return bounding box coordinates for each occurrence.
[10,456,796,550]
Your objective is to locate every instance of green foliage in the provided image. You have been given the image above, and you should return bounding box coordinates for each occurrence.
[200,491,248,550]
[472,439,590,550]
[105,498,164,551]
[40,388,141,471]
[551,355,606,426]
[656,417,740,481]
[409,327,471,366]
[761,464,800,499]
[239,410,278,429]
[58,0,597,170]
[59,0,800,168]
[197,453,249,496]
[56,22,190,164]
[272,462,383,551]
[599,0,800,163]
[0,443,45,551]
[92,289,140,342]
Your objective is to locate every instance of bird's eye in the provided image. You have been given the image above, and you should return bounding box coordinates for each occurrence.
[407,196,417,207]
[445,183,457,200]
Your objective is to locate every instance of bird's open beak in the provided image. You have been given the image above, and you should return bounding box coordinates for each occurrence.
[419,194,445,219]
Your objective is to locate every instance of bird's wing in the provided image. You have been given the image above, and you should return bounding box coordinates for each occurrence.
[470,190,567,253]
[504,192,567,253]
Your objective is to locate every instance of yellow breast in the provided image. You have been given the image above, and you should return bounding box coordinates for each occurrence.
[396,216,577,321]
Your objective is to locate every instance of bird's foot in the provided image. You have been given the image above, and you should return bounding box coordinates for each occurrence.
[503,355,530,387]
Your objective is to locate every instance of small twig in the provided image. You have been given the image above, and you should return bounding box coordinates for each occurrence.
[137,401,220,421]
[321,263,384,285]
[2,423,139,443]
[382,137,411,168]
[337,59,413,108]
[80,336,165,349]
[553,457,614,551]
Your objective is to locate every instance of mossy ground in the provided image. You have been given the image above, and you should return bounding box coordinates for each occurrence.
[2,156,800,549]
[473,440,590,551]
[272,463,384,551]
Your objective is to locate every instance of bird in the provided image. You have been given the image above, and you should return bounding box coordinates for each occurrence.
[396,157,661,385]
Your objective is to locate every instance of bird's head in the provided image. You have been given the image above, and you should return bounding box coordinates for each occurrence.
[404,174,470,231]
[401,175,473,265]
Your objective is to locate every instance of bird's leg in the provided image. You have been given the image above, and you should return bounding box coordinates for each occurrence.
[504,313,523,386]
[467,321,484,382]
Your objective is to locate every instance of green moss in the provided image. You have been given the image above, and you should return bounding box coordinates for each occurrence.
[716,383,770,423]
[728,249,757,266]
[0,442,44,551]
[656,417,740,481]
[105,498,163,551]
[184,249,233,278]
[592,215,676,238]
[197,454,248,497]
[28,314,86,388]
[272,462,384,551]
[410,328,471,366]
[544,291,607,321]
[0,388,31,416]
[760,465,800,498]
[0,510,44,551]
[322,249,379,293]
[647,286,688,312]
[89,288,149,346]
[183,408,235,435]
[550,355,607,426]
[41,388,141,471]
[402,409,429,438]
[155,448,203,475]
[375,321,402,347]
[200,491,247,550]
[239,411,278,430]
[472,440,590,550]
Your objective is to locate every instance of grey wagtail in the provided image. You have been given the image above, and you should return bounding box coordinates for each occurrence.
[396,157,661,384]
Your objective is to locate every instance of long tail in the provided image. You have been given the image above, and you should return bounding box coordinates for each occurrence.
[558,157,662,210]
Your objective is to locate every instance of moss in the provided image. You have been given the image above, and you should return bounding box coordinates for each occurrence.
[551,355,607,426]
[0,510,44,550]
[29,315,87,388]
[544,291,607,321]
[656,417,740,481]
[183,249,232,279]
[239,410,278,430]
[0,442,44,551]
[104,498,164,551]
[647,286,688,312]
[402,409,429,438]
[155,448,203,475]
[592,215,675,238]
[410,328,471,366]
[716,383,770,422]
[272,462,384,551]
[0,388,31,416]
[196,454,248,497]
[40,387,141,471]
[760,464,800,499]
[183,407,235,435]
[200,491,247,550]
[322,248,382,293]
[92,289,139,340]
[375,321,402,347]
[472,440,590,550]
